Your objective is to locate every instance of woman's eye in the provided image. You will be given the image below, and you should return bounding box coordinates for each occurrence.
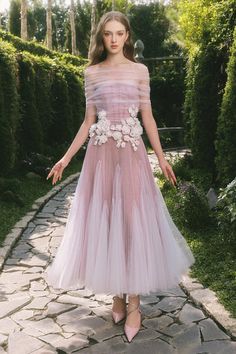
[104,33,124,37]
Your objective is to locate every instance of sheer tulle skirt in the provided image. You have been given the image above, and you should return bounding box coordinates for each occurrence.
[46,137,195,295]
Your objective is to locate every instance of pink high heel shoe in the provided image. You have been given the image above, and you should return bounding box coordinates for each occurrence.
[124,297,142,342]
[112,294,126,323]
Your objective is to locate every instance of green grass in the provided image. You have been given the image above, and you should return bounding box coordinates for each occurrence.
[0,158,83,246]
[157,174,236,318]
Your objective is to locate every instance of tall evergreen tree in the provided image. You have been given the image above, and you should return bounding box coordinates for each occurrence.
[9,0,21,36]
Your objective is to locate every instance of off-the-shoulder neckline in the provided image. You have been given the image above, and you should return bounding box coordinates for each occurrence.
[88,61,143,69]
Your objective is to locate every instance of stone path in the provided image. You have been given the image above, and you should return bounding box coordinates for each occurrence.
[0,151,236,353]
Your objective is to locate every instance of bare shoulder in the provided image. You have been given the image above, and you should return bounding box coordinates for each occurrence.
[135,62,148,71]
[84,65,92,75]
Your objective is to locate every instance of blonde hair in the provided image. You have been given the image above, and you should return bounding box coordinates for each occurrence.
[87,11,136,66]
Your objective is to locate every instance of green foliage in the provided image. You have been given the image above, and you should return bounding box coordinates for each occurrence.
[216,177,236,246]
[215,27,236,185]
[129,2,171,57]
[175,181,212,231]
[178,0,236,51]
[18,53,44,155]
[49,70,73,145]
[9,0,21,37]
[0,178,21,195]
[182,51,198,147]
[187,44,224,174]
[149,60,185,128]
[0,33,86,176]
[179,0,236,183]
[161,154,236,316]
[0,29,87,68]
[0,40,19,174]
[172,153,214,192]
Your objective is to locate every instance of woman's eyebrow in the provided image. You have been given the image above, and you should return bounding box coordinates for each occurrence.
[103,30,125,33]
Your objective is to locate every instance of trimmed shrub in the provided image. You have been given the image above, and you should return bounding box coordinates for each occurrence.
[0,29,87,68]
[175,181,212,230]
[17,53,44,155]
[215,27,236,186]
[216,177,236,246]
[185,43,224,175]
[0,35,86,175]
[0,41,19,174]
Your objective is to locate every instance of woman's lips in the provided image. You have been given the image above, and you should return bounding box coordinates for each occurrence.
[111,45,118,48]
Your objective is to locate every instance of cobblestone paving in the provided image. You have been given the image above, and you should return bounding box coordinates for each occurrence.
[0,152,236,353]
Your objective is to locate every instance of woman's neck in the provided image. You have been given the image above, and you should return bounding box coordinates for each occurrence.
[102,54,130,66]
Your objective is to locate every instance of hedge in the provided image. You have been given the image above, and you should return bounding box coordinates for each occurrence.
[0,36,86,175]
[215,27,236,186]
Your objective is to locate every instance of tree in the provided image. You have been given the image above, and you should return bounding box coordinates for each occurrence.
[215,27,236,185]
[9,0,21,36]
[21,0,28,40]
[70,0,78,55]
[88,0,97,58]
[46,0,52,49]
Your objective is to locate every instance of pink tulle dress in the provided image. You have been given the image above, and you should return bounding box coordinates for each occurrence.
[46,62,195,295]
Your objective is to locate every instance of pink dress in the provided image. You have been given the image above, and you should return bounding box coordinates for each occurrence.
[46,62,195,295]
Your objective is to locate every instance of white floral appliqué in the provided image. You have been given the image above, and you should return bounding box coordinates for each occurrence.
[88,104,143,151]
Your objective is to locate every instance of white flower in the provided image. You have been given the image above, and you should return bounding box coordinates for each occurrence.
[123,135,130,141]
[98,110,107,119]
[126,117,136,126]
[90,106,142,151]
[128,104,138,118]
[115,124,122,131]
[122,125,131,134]
[99,120,110,131]
[112,131,122,140]
[130,125,143,137]
[99,135,108,143]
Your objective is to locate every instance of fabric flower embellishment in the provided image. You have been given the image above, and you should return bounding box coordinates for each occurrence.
[89,105,143,151]
[128,104,139,118]
[122,125,131,134]
[98,135,108,144]
[98,110,107,119]
[130,125,143,137]
[113,131,122,141]
[126,117,136,126]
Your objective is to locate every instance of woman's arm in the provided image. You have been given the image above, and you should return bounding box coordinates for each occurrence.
[139,64,177,186]
[63,113,95,163]
[141,108,177,186]
[47,108,96,185]
[47,67,97,185]
[141,110,165,162]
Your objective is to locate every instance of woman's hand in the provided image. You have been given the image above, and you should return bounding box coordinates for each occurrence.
[158,157,177,187]
[46,157,70,185]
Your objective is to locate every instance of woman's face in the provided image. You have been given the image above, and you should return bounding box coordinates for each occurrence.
[102,20,129,54]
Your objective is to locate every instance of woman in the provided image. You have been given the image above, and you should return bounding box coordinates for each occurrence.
[46,10,195,343]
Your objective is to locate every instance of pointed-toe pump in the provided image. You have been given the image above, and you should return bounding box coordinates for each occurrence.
[112,294,126,324]
[124,301,142,342]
